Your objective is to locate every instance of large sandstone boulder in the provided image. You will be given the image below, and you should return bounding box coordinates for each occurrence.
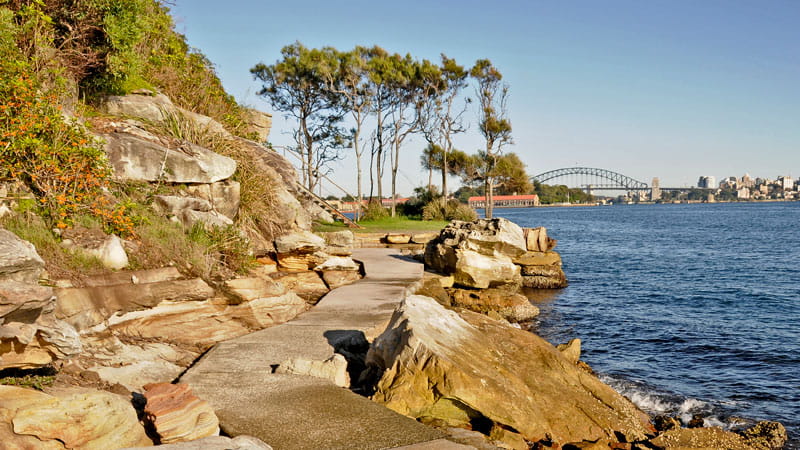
[144,382,219,444]
[274,231,326,254]
[0,229,45,283]
[425,219,527,289]
[101,122,236,184]
[367,295,652,447]
[0,386,152,449]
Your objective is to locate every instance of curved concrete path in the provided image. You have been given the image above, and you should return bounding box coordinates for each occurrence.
[181,248,464,450]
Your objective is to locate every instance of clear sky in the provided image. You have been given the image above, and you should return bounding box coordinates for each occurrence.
[170,0,799,196]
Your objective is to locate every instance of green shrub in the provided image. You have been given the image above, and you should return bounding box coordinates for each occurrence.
[422,198,477,222]
[361,200,390,221]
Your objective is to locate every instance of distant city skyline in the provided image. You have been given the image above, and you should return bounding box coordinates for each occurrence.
[170,0,800,197]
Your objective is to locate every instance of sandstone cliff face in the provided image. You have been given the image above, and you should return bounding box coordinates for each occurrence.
[367,295,652,447]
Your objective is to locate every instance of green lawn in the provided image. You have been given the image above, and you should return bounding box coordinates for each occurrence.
[313,217,448,234]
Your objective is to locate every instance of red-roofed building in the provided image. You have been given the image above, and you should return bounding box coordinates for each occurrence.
[468,194,540,208]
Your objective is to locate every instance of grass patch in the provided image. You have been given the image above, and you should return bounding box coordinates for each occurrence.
[0,367,56,391]
[314,217,449,234]
[0,211,108,282]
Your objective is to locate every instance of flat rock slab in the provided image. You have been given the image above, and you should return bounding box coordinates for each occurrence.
[181,248,444,450]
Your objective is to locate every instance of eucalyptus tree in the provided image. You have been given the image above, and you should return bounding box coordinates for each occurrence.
[385,56,439,216]
[251,42,345,191]
[457,151,530,197]
[419,55,469,199]
[327,46,372,217]
[364,46,394,201]
[470,59,513,218]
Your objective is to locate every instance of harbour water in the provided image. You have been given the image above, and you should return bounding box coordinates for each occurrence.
[492,202,799,446]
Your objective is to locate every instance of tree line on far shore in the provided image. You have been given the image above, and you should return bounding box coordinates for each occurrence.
[251,42,513,218]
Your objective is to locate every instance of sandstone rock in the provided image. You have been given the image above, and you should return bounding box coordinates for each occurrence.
[521,274,568,289]
[86,234,129,270]
[274,230,326,254]
[103,91,175,123]
[739,421,787,450]
[321,230,354,247]
[0,229,45,283]
[179,209,234,230]
[449,288,539,322]
[557,338,581,364]
[276,354,350,388]
[384,233,412,244]
[314,256,360,272]
[411,233,437,244]
[103,92,228,136]
[185,180,241,219]
[513,251,562,266]
[102,128,236,184]
[453,249,520,289]
[1,282,81,370]
[367,295,652,445]
[108,293,306,347]
[82,267,183,287]
[154,195,213,215]
[523,226,556,252]
[242,108,273,142]
[273,272,329,304]
[653,415,682,432]
[224,277,286,303]
[0,386,152,448]
[144,383,219,444]
[55,278,215,331]
[123,435,273,450]
[94,359,185,393]
[320,270,362,290]
[648,426,752,449]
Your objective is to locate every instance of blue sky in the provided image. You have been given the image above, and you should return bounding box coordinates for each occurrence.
[170,1,799,196]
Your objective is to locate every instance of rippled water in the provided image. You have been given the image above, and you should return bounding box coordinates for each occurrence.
[492,202,800,446]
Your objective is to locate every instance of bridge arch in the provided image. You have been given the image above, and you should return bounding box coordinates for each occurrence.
[531,167,649,191]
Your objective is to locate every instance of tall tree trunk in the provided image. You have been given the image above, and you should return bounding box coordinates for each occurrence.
[301,117,314,191]
[353,125,362,221]
[485,178,494,219]
[441,150,448,199]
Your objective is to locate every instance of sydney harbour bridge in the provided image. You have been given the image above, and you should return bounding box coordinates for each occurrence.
[530,167,709,197]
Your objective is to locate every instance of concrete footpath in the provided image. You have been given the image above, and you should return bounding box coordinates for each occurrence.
[180,248,466,450]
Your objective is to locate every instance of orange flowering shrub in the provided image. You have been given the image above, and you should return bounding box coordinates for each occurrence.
[0,65,134,236]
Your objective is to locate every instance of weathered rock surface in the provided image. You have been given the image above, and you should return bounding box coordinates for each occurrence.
[367,295,652,446]
[275,354,350,388]
[1,277,81,370]
[647,426,753,449]
[523,226,556,252]
[272,272,329,304]
[108,292,307,347]
[449,288,539,322]
[321,230,354,248]
[86,234,129,270]
[557,338,582,364]
[319,270,362,290]
[55,278,215,331]
[384,233,412,244]
[144,382,219,444]
[738,421,787,450]
[185,180,241,219]
[274,231,326,254]
[101,122,236,184]
[0,386,152,449]
[123,435,273,450]
[242,108,273,143]
[314,256,360,272]
[0,229,45,284]
[453,249,520,289]
[224,277,287,303]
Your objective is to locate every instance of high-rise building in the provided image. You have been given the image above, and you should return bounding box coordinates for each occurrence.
[650,178,661,201]
[697,176,716,189]
[778,176,794,191]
